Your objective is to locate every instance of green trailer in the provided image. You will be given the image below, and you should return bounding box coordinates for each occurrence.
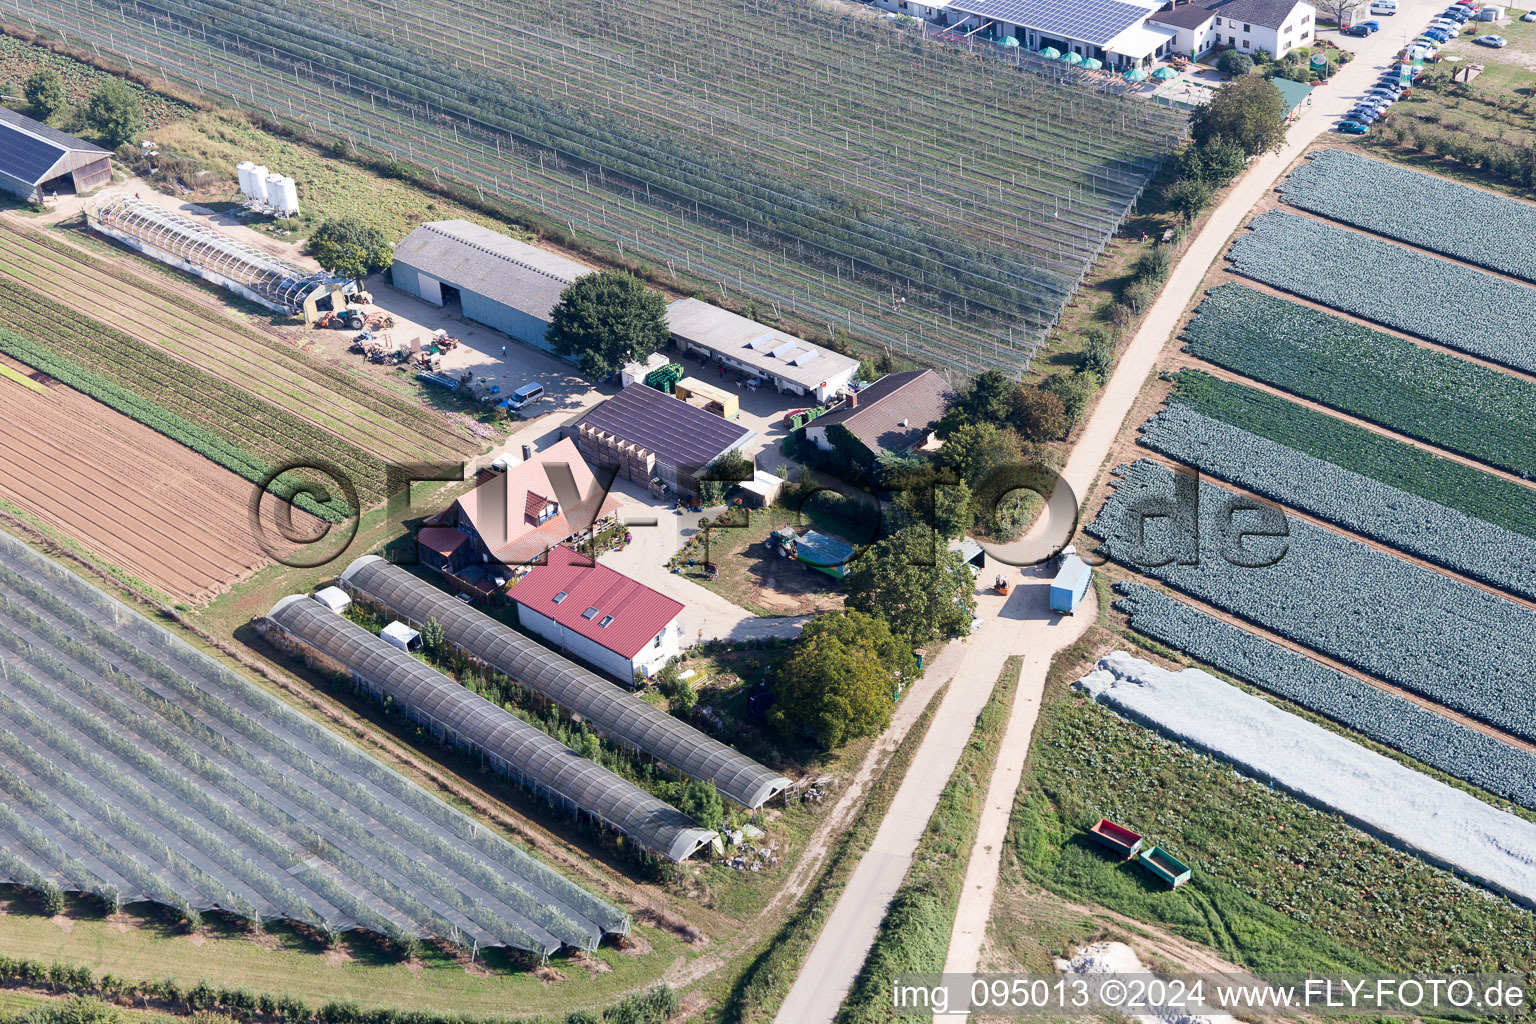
[1138,846,1192,888]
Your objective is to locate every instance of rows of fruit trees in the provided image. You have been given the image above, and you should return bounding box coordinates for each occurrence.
[4,0,1187,374]
[0,534,627,956]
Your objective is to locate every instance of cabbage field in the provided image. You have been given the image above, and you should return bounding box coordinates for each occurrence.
[1227,212,1536,374]
[1137,403,1536,602]
[1114,582,1536,812]
[1165,371,1536,541]
[3,0,1187,375]
[1088,459,1536,744]
[1281,150,1536,284]
[1181,285,1536,479]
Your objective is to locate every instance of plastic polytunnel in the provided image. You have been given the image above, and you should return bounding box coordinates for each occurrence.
[339,556,792,808]
[263,596,718,864]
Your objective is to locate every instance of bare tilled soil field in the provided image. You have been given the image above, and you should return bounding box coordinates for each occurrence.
[0,358,312,602]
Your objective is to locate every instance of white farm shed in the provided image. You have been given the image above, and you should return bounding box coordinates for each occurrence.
[665,298,858,403]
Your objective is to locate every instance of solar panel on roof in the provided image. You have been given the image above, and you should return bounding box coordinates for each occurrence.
[0,129,67,185]
[949,0,1150,45]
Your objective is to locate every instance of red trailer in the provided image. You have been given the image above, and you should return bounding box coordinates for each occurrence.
[1089,818,1144,860]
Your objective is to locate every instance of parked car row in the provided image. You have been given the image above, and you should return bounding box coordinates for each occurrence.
[1339,0,1481,135]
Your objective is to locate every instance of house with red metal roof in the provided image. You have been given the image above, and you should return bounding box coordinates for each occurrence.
[418,438,621,595]
[508,546,685,683]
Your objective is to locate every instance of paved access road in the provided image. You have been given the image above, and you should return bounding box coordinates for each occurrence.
[777,8,1451,1021]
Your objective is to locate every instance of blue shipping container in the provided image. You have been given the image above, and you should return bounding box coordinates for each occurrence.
[1049,556,1092,614]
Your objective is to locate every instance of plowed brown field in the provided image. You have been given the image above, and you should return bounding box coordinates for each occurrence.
[0,360,313,603]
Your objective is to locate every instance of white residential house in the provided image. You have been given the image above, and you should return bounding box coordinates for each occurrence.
[1182,0,1317,58]
[872,0,956,23]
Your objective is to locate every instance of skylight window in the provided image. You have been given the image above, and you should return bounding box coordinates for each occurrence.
[552,591,568,604]
[582,606,600,620]
[598,615,614,628]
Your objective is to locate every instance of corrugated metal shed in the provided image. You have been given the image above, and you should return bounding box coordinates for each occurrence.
[392,220,591,321]
[665,298,859,396]
[339,556,791,808]
[508,547,683,660]
[265,595,716,863]
[0,108,112,200]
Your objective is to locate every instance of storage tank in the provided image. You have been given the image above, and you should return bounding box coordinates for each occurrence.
[266,173,300,217]
[248,165,270,203]
[236,160,256,198]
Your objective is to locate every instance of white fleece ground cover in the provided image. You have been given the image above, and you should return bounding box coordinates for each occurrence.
[1076,652,1536,908]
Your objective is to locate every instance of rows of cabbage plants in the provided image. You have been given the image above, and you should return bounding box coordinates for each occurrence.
[1167,370,1536,540]
[1281,150,1536,284]
[1227,212,1536,374]
[6,0,1187,374]
[1114,583,1536,812]
[1088,459,1536,744]
[0,535,626,954]
[1181,284,1536,479]
[1138,403,1536,602]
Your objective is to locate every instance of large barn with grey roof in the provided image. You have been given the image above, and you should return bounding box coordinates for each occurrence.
[0,108,112,203]
[390,219,593,352]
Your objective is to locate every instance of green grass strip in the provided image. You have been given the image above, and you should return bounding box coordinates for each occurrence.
[0,365,45,394]
[836,657,1022,1024]
[1168,369,1536,541]
[0,327,347,523]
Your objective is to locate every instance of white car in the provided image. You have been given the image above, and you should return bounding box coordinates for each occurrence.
[1477,33,1509,46]
[1524,11,1536,21]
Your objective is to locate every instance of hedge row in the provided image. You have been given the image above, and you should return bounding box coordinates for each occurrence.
[0,956,676,1024]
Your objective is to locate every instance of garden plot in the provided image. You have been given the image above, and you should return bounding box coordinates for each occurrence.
[1076,653,1536,908]
[1182,284,1536,479]
[1167,370,1536,541]
[1138,403,1536,601]
[1228,212,1536,374]
[1114,583,1536,811]
[0,533,626,956]
[1088,460,1536,744]
[1281,150,1536,283]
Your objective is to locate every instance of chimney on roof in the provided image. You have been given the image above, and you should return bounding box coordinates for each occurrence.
[847,391,857,409]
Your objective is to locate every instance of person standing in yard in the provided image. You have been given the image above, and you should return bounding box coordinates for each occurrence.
[501,345,507,358]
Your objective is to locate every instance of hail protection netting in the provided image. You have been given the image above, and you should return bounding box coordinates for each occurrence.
[0,533,628,955]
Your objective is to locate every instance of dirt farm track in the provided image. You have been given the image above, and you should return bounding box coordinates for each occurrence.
[0,356,305,602]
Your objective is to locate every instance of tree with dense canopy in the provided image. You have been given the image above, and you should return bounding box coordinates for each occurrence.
[935,421,1024,487]
[307,217,394,284]
[24,70,67,122]
[547,271,669,380]
[1192,74,1288,157]
[677,780,724,830]
[891,476,974,541]
[770,611,909,748]
[845,527,976,646]
[84,80,143,148]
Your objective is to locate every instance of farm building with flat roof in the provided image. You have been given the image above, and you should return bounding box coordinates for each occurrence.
[390,220,592,352]
[0,108,112,203]
[576,384,755,497]
[665,298,859,403]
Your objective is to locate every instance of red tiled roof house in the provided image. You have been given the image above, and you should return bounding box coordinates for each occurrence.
[419,437,621,582]
[508,546,685,683]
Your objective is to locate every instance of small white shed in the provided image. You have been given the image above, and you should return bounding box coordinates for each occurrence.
[313,586,351,613]
[380,620,423,653]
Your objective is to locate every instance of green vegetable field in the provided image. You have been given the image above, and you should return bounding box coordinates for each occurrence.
[1167,370,1536,540]
[1180,284,1536,479]
[1011,690,1536,974]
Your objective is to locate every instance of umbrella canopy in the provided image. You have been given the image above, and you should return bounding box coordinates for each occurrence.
[998,35,1020,47]
[1082,57,1104,69]
[1061,50,1085,65]
[1038,46,1062,59]
[1124,67,1149,81]
[1151,66,1179,80]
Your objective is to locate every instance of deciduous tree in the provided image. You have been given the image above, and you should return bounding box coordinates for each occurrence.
[84,80,143,148]
[307,217,394,284]
[24,70,67,122]
[1192,74,1288,157]
[845,527,976,646]
[547,271,669,380]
